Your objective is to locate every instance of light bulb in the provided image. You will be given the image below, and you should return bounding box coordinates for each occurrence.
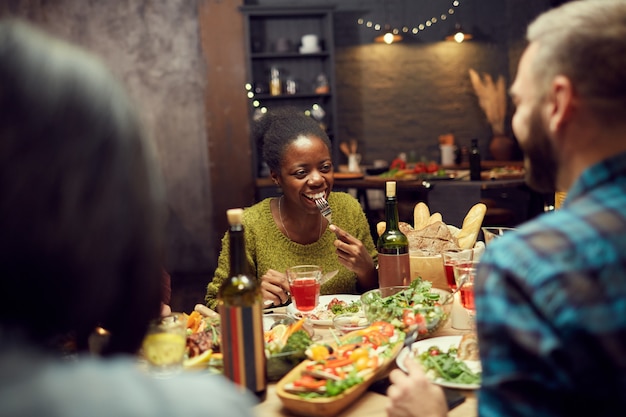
[454,31,465,43]
[383,32,394,44]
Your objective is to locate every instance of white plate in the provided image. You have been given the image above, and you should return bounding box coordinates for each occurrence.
[286,294,362,326]
[396,335,481,390]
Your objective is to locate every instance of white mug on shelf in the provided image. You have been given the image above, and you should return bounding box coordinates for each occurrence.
[440,144,456,166]
[348,153,361,173]
[300,34,320,53]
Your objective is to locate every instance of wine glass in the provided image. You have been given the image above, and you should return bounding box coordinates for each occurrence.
[453,261,480,329]
[286,265,322,317]
[481,226,516,246]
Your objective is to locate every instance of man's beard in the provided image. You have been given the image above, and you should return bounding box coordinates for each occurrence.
[519,107,559,194]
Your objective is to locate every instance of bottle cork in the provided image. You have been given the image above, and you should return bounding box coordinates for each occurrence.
[386,181,397,198]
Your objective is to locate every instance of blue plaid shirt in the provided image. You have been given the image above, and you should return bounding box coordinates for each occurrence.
[476,151,626,417]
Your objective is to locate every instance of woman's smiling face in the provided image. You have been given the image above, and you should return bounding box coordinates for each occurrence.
[276,134,333,213]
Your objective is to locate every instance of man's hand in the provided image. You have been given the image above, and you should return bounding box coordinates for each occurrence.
[386,358,447,417]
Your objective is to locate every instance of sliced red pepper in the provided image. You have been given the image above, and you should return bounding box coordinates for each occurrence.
[370,321,395,337]
[325,357,353,368]
[293,375,327,389]
[364,331,389,348]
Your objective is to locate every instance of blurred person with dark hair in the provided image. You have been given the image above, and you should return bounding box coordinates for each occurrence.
[206,107,377,310]
[387,1,626,416]
[0,19,254,417]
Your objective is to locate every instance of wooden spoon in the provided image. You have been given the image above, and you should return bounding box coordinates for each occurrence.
[340,142,351,157]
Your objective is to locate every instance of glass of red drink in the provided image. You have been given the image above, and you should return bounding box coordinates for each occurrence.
[442,248,479,290]
[286,265,322,313]
[453,261,480,328]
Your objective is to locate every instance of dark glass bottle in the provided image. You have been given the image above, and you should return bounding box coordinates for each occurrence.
[469,138,482,181]
[218,208,267,401]
[377,181,410,287]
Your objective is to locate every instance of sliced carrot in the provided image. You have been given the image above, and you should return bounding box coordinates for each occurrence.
[284,317,306,342]
[186,311,203,333]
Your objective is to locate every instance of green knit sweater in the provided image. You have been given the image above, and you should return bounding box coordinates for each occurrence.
[205,192,377,309]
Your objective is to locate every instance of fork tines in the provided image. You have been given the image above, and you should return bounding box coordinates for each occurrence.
[314,197,332,224]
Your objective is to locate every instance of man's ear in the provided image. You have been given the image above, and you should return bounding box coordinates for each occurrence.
[547,75,575,135]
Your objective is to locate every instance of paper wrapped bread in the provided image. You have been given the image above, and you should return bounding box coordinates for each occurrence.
[406,221,459,253]
[377,202,487,252]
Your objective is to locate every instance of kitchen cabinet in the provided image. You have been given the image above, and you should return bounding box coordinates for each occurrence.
[240,5,339,188]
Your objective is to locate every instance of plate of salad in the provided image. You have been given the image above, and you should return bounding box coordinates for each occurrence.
[275,321,405,417]
[287,294,362,326]
[396,335,482,390]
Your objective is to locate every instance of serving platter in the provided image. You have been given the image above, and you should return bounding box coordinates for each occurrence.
[275,328,404,417]
[396,335,481,390]
[286,294,362,326]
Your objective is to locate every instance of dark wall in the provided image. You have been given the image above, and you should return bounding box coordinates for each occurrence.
[0,0,215,276]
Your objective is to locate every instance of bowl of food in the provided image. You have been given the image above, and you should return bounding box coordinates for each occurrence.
[264,314,314,381]
[332,313,370,335]
[360,279,452,340]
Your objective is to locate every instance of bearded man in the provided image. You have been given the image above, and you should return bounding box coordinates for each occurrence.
[386,1,626,416]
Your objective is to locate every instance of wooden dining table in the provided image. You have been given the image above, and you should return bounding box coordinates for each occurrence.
[255,308,478,417]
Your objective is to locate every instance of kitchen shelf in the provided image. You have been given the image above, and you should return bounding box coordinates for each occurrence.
[240,5,339,190]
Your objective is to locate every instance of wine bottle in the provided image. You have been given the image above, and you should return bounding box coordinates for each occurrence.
[218,208,267,401]
[377,181,411,287]
[469,138,481,181]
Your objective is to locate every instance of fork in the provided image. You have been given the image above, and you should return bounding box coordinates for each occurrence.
[314,197,332,224]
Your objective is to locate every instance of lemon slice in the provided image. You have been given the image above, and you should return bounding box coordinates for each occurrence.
[269,324,288,346]
[184,349,213,369]
[142,333,186,366]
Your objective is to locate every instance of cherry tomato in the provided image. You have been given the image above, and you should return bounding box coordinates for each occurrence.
[429,348,440,356]
[426,161,440,173]
[412,162,425,174]
[390,158,406,170]
[402,310,416,327]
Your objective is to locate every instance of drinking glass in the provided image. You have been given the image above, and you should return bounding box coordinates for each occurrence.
[141,312,187,378]
[481,226,516,246]
[442,248,480,290]
[286,265,322,313]
[453,261,480,328]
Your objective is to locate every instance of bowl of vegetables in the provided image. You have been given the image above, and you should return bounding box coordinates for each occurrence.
[264,314,315,381]
[360,279,452,340]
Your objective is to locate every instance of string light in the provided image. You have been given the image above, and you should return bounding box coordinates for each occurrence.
[358,0,462,41]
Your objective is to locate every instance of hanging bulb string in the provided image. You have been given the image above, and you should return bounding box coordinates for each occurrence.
[358,0,462,39]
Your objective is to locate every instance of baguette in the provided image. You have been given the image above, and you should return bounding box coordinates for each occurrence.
[376,221,386,237]
[457,203,487,249]
[377,221,413,237]
[413,202,430,230]
[427,212,443,225]
[456,333,479,361]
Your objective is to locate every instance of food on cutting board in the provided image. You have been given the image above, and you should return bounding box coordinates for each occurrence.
[280,321,404,397]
